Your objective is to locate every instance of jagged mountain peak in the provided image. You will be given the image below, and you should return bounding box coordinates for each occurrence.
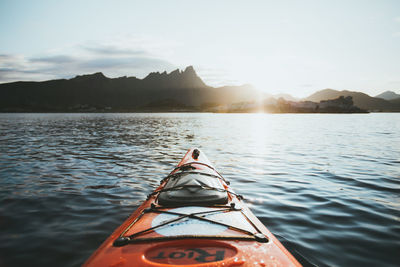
[143,71,161,79]
[71,72,108,81]
[143,66,206,88]
[168,69,181,76]
[183,65,195,73]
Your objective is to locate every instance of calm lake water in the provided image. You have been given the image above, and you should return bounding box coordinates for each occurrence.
[0,113,399,267]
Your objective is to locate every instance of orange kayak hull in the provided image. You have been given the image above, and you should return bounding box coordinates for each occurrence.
[84,149,301,267]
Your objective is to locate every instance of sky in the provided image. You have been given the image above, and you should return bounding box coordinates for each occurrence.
[0,0,399,97]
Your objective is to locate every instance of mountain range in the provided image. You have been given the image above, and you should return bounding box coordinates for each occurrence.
[0,66,261,112]
[0,66,399,112]
[305,89,400,112]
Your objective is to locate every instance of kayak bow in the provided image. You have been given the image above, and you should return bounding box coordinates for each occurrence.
[84,148,301,266]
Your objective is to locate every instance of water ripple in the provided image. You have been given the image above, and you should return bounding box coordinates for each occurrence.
[0,113,399,267]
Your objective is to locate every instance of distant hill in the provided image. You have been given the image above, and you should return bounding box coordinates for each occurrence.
[273,93,299,101]
[0,66,261,112]
[305,89,400,112]
[375,90,400,101]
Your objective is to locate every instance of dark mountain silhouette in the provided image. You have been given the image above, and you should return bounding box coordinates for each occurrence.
[0,66,261,112]
[305,89,400,112]
[375,90,400,101]
[1,67,399,112]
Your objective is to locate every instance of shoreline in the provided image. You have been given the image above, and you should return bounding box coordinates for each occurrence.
[6,111,400,114]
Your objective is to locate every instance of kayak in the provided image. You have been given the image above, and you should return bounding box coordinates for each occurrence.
[84,148,301,266]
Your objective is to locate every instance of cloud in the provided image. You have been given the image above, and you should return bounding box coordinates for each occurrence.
[0,54,55,82]
[80,57,173,70]
[30,55,76,64]
[394,17,400,22]
[82,44,147,56]
[0,36,231,87]
[0,40,177,83]
[0,35,234,87]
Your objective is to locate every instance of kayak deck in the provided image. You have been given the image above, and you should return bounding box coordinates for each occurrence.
[84,148,301,266]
